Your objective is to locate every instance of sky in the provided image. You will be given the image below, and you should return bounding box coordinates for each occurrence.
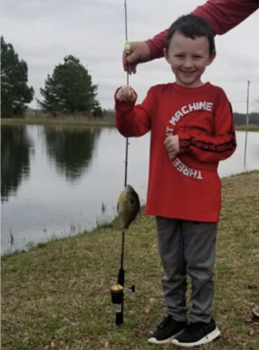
[2,0,259,113]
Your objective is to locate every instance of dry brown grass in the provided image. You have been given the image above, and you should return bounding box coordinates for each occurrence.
[1,116,115,128]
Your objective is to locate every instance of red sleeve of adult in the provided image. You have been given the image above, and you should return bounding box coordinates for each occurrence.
[193,0,259,35]
[146,29,169,60]
[146,0,259,59]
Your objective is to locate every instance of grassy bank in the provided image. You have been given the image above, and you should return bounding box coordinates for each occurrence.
[1,118,259,131]
[1,117,116,128]
[2,172,259,350]
[235,125,259,132]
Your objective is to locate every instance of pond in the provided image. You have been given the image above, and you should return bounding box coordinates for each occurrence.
[1,125,259,255]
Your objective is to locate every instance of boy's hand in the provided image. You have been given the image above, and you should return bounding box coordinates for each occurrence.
[116,86,136,103]
[164,136,180,156]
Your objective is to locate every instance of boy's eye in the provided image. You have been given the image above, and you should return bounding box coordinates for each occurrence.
[193,55,202,59]
[175,54,184,58]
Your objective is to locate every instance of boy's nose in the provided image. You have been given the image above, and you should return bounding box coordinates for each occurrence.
[183,59,193,69]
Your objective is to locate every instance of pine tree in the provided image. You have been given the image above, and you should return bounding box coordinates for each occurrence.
[1,36,34,118]
[39,55,102,116]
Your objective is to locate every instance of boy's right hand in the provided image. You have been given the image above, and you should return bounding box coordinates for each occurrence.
[116,86,136,103]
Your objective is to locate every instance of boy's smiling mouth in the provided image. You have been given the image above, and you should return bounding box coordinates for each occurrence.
[180,70,196,74]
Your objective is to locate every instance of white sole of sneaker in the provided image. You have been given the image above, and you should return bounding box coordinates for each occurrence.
[253,308,259,318]
[171,327,220,348]
[148,329,185,345]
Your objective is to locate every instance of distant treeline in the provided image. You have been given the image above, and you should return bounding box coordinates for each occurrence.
[103,109,116,119]
[103,110,259,126]
[233,112,259,125]
[24,109,259,126]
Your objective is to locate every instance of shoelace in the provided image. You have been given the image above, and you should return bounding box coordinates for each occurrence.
[185,322,204,335]
[157,315,173,329]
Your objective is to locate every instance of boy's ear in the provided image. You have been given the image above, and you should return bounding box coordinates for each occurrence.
[164,48,170,63]
[207,51,216,66]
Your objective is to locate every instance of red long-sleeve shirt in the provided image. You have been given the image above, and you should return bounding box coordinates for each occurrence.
[146,0,259,59]
[115,82,236,222]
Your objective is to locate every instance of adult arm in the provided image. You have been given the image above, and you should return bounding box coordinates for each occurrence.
[146,0,259,59]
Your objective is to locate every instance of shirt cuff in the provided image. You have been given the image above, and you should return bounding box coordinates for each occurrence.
[178,133,192,154]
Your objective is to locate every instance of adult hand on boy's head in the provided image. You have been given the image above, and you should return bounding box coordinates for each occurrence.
[116,86,136,103]
[164,135,180,155]
[123,41,151,74]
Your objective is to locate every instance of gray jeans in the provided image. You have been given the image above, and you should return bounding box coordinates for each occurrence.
[156,217,217,323]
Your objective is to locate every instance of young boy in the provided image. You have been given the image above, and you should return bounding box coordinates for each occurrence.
[115,15,236,348]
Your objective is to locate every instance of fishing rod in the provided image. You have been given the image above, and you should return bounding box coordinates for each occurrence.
[110,0,135,326]
[124,0,130,188]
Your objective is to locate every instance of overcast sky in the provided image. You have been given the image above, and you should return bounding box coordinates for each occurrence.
[2,0,259,113]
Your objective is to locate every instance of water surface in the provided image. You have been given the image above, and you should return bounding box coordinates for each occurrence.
[1,125,259,254]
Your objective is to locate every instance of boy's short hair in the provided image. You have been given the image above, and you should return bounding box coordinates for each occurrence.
[165,14,216,55]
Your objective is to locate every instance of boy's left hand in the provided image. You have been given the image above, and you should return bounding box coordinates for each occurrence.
[164,135,180,156]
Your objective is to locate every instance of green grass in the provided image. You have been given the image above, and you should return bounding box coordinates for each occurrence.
[2,172,259,350]
[235,125,259,132]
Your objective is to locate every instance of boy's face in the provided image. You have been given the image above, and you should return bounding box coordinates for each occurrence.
[164,31,215,88]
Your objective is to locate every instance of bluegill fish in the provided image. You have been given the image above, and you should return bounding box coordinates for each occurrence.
[117,185,140,229]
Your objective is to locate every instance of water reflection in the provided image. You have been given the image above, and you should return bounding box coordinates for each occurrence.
[1,125,31,203]
[252,143,259,159]
[44,126,101,181]
[1,126,259,255]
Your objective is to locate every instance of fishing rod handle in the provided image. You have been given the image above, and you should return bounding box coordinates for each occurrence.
[118,267,125,287]
[110,283,124,325]
[116,309,124,325]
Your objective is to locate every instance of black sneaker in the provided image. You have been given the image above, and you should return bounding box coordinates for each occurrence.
[148,315,187,344]
[171,318,220,348]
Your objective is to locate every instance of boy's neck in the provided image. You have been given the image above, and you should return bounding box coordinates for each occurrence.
[175,80,208,89]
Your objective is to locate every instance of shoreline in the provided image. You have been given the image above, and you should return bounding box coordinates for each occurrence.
[2,170,258,258]
[1,118,259,131]
[1,117,116,128]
